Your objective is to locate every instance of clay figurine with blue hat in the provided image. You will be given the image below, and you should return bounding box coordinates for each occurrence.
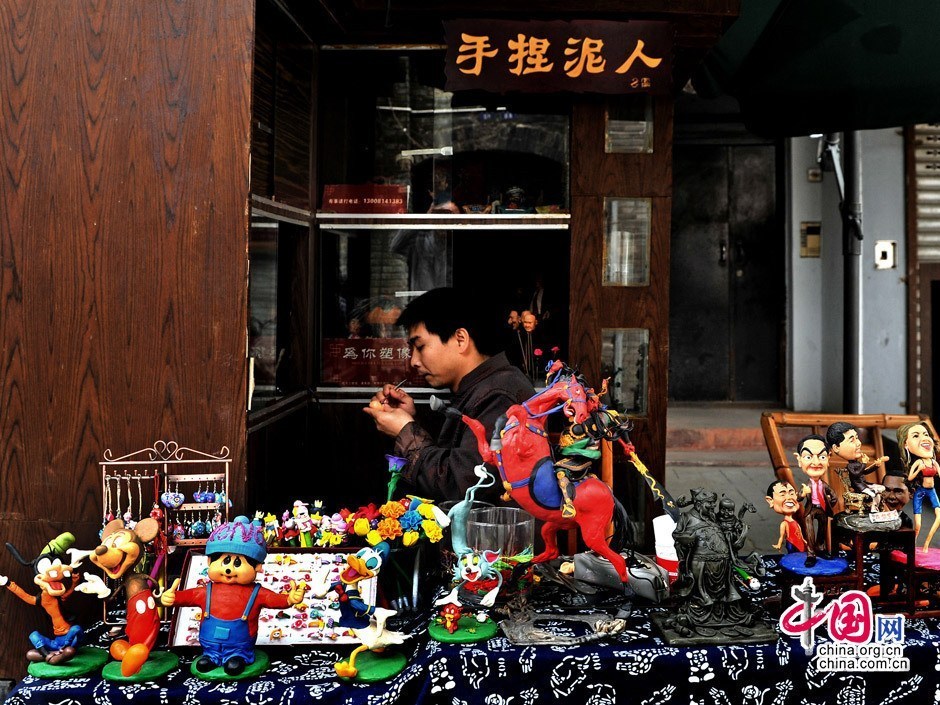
[311,541,410,681]
[160,515,305,679]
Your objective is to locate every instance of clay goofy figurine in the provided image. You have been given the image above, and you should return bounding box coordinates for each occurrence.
[160,516,305,678]
[898,421,940,553]
[1,532,84,666]
[311,542,409,680]
[85,517,177,679]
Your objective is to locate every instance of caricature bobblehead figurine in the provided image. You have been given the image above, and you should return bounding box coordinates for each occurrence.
[826,421,887,512]
[795,434,838,567]
[898,422,940,552]
[765,481,806,554]
[161,516,304,677]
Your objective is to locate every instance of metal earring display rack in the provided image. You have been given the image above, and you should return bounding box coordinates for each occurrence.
[99,441,231,624]
[157,442,231,549]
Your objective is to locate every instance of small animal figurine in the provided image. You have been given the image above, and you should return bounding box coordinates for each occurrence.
[441,361,678,587]
[311,542,408,679]
[436,464,504,609]
[437,602,463,634]
[160,516,305,677]
[437,549,503,608]
[1,533,84,665]
[85,517,168,677]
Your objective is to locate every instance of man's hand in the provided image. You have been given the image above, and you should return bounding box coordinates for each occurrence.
[160,578,181,607]
[363,384,416,437]
[369,384,417,417]
[363,405,413,437]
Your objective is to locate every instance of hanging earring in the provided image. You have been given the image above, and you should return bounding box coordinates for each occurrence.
[116,476,123,523]
[137,474,143,522]
[173,520,186,543]
[105,476,114,523]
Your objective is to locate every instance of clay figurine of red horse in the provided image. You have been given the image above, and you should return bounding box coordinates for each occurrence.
[433,362,639,583]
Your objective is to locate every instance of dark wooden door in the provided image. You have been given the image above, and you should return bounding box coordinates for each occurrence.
[669,143,783,401]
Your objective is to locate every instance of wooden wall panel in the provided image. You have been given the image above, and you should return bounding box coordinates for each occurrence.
[274,46,313,208]
[0,0,253,678]
[569,97,673,543]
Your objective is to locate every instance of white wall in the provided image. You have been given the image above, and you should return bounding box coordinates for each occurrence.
[786,129,907,412]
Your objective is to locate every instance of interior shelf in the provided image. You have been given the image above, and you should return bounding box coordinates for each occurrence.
[315,212,570,230]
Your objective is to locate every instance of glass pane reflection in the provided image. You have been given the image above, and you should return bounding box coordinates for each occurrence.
[601,328,649,415]
[604,198,651,287]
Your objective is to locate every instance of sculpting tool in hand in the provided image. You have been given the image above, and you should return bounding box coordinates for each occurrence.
[382,378,408,405]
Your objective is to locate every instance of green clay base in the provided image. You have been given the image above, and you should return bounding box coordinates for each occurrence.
[428,615,499,644]
[102,650,180,682]
[27,647,109,679]
[190,649,270,681]
[338,650,408,683]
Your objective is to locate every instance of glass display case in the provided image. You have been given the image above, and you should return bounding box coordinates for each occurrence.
[247,203,310,410]
[318,217,570,390]
[316,49,572,391]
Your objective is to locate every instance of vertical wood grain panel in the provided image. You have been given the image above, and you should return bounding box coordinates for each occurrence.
[0,0,253,677]
[569,96,673,542]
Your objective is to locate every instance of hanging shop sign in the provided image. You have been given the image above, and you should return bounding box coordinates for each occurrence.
[444,19,672,95]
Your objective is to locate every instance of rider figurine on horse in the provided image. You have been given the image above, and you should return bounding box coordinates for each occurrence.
[435,360,678,586]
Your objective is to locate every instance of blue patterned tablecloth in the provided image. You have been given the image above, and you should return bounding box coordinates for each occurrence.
[7,559,939,705]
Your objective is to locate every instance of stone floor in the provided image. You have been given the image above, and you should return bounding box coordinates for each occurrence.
[665,403,782,555]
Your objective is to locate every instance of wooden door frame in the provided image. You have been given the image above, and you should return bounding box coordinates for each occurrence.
[569,97,673,545]
[906,125,940,415]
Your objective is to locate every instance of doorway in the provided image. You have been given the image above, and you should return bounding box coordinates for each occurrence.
[669,136,784,402]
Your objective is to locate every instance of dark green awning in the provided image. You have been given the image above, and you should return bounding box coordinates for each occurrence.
[693,0,940,137]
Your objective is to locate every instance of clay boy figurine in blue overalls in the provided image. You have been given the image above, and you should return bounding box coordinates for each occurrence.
[161,516,305,677]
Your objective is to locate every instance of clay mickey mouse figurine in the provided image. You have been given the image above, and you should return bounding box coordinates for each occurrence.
[0,532,85,665]
[160,515,305,678]
[83,517,175,678]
